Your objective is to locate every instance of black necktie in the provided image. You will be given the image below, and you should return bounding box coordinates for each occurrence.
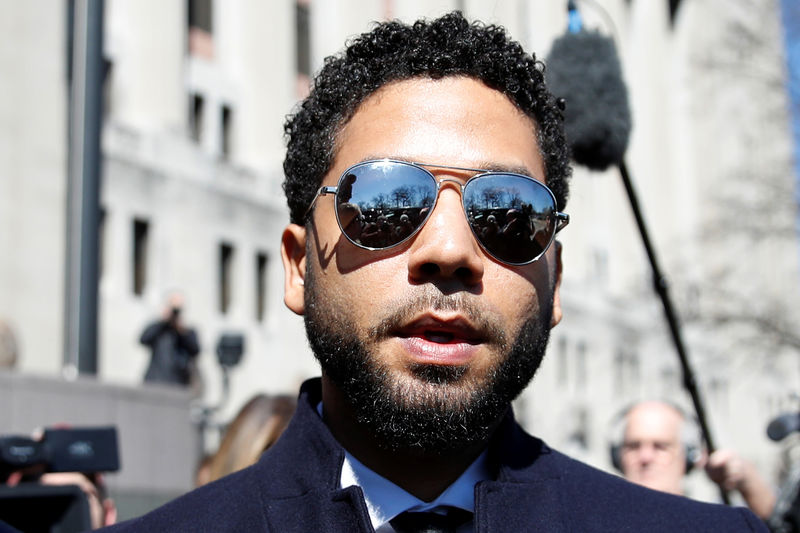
[389,506,473,533]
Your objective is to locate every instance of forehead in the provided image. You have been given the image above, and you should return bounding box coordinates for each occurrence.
[625,404,683,442]
[330,77,544,185]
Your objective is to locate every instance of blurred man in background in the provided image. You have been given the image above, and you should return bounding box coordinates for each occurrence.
[618,400,776,519]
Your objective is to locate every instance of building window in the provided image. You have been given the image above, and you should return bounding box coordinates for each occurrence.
[615,347,641,395]
[255,252,268,321]
[221,104,233,158]
[188,0,212,33]
[188,0,214,58]
[99,207,107,279]
[575,341,587,389]
[295,0,311,96]
[660,366,677,397]
[591,247,608,284]
[219,242,234,314]
[190,93,204,142]
[102,58,113,120]
[567,407,590,451]
[132,218,149,296]
[557,336,568,385]
[668,0,682,26]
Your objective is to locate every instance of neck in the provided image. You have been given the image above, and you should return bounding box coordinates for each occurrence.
[321,375,498,502]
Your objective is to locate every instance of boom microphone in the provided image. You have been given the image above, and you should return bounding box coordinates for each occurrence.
[767,413,800,442]
[545,19,632,170]
[546,3,729,505]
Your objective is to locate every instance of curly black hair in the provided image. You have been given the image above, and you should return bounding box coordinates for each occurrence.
[283,11,571,225]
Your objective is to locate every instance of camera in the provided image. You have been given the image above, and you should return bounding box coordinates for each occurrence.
[0,426,119,533]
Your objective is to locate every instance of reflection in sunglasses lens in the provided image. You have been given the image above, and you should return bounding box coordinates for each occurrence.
[337,163,435,249]
[463,175,555,265]
[335,162,557,265]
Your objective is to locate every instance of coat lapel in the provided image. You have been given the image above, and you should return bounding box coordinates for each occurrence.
[476,480,567,533]
[263,486,374,533]
[472,410,569,532]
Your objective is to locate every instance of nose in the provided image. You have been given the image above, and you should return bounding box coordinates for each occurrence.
[635,444,658,465]
[407,183,484,287]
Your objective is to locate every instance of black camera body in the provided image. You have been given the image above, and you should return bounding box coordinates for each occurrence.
[0,426,120,533]
[0,426,119,476]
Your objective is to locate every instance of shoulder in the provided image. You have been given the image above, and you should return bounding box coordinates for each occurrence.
[555,450,761,519]
[491,423,768,532]
[99,467,267,532]
[552,452,768,531]
[100,380,343,532]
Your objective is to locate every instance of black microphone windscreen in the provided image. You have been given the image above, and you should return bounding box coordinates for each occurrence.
[767,413,800,442]
[546,30,632,171]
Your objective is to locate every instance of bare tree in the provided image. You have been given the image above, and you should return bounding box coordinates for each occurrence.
[682,0,800,359]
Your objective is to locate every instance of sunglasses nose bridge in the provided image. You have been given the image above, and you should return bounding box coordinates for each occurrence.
[424,177,470,231]
[432,176,466,206]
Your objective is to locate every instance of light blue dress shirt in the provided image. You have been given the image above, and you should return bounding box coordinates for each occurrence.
[318,401,490,532]
[341,441,489,532]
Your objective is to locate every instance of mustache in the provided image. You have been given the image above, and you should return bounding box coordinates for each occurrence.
[368,290,508,348]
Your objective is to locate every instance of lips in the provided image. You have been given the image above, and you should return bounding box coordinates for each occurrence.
[394,314,484,365]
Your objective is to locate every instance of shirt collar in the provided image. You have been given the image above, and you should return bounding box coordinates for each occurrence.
[341,442,489,530]
[317,401,491,530]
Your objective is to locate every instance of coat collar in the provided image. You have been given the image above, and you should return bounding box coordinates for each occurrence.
[252,378,567,532]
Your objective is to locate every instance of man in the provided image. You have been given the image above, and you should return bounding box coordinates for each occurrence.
[618,400,776,520]
[139,292,200,387]
[615,401,700,496]
[102,12,767,531]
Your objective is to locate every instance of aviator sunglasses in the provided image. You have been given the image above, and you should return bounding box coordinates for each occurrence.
[305,159,570,266]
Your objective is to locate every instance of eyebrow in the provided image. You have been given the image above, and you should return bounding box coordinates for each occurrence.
[473,161,534,176]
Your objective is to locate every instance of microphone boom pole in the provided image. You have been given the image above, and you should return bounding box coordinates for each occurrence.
[618,160,730,505]
[544,2,729,503]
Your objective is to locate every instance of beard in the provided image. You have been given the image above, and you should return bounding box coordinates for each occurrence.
[304,262,554,455]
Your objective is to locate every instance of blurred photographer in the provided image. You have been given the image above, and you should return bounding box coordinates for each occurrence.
[140,291,201,388]
[1,426,119,531]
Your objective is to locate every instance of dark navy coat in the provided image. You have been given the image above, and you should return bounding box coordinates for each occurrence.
[102,379,768,532]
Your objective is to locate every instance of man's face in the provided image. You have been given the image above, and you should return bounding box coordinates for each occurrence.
[282,76,562,452]
[620,403,688,495]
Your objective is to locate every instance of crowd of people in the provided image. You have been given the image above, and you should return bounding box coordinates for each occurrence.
[337,200,552,263]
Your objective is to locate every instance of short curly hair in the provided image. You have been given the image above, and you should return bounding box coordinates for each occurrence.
[283,11,571,225]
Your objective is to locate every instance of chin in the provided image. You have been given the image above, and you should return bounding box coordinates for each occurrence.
[304,264,553,454]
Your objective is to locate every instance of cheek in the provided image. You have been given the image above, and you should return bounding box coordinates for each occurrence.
[483,266,541,315]
[333,237,407,274]
[316,258,401,323]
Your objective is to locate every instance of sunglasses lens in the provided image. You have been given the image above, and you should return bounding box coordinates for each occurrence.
[463,174,557,265]
[333,161,559,265]
[335,161,434,249]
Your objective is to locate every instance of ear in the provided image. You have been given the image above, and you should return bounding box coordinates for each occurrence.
[281,224,307,315]
[550,240,563,328]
